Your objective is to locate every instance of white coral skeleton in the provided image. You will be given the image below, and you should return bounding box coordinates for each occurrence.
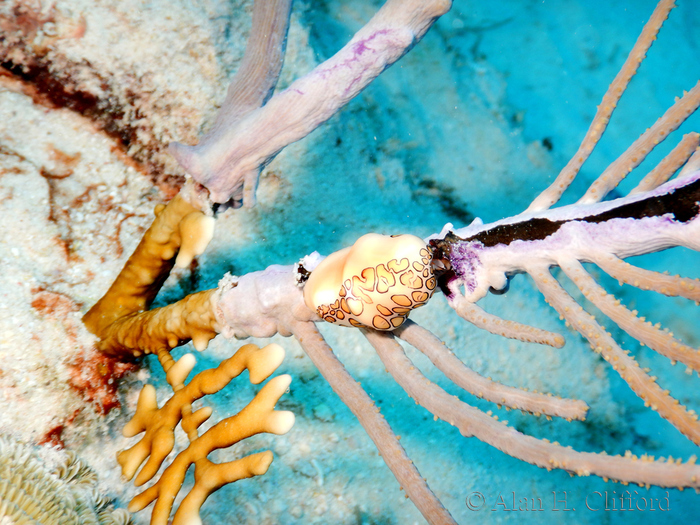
[69,0,700,524]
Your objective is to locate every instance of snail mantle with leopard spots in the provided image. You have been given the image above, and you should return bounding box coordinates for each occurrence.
[301,234,437,330]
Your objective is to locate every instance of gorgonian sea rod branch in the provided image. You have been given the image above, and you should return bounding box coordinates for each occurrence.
[430,171,700,445]
[170,0,452,205]
[526,0,677,211]
[432,171,700,303]
[363,329,700,490]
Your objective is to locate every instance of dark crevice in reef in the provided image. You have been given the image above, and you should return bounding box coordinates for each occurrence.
[0,60,184,194]
[0,6,184,195]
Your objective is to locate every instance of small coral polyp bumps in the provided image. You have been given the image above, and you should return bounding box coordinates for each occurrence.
[304,233,436,330]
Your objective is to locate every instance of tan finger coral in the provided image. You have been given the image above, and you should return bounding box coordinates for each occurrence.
[83,185,214,344]
[118,343,294,525]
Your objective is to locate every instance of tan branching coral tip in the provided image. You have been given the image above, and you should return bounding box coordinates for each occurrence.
[84,187,214,340]
[117,343,293,525]
[176,211,216,269]
[96,288,221,357]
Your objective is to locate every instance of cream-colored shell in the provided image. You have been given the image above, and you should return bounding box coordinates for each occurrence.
[303,233,436,330]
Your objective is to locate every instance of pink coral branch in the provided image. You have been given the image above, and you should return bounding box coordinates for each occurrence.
[579,81,700,204]
[171,0,452,206]
[363,328,700,489]
[395,320,589,420]
[527,0,676,211]
[678,144,700,179]
[448,288,566,348]
[291,320,458,525]
[212,0,293,122]
[170,0,292,142]
[592,252,700,301]
[630,132,700,195]
[559,258,700,372]
[170,0,293,207]
[530,264,700,444]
